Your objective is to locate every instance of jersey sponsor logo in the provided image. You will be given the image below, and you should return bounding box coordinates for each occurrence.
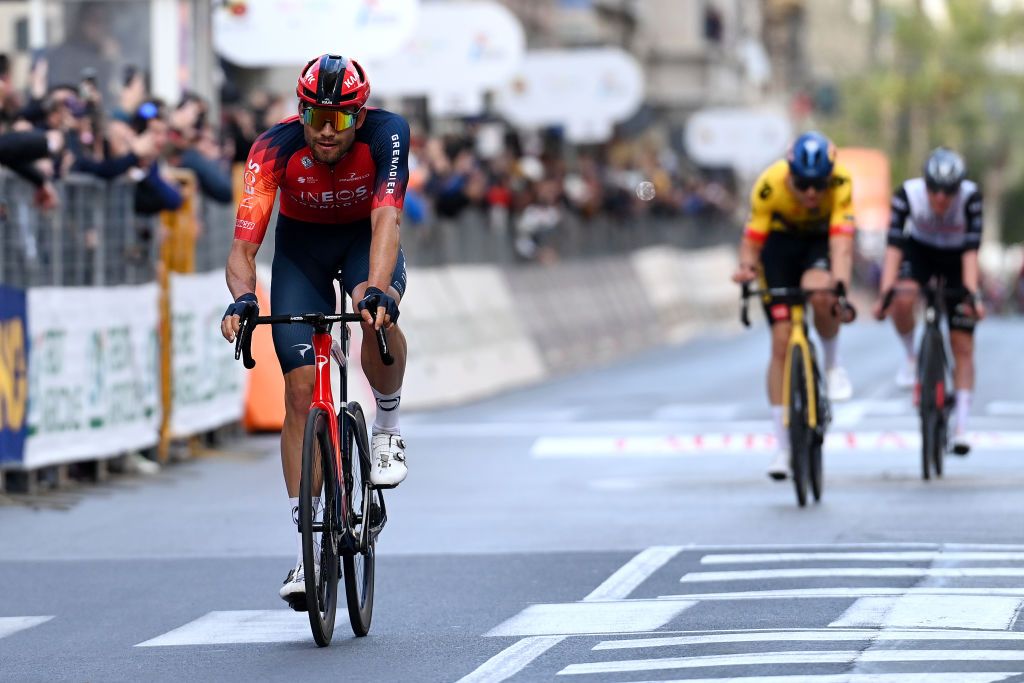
[386,133,402,194]
[244,159,260,186]
[240,196,257,208]
[770,303,790,321]
[292,343,312,359]
[296,176,318,184]
[342,171,371,182]
[759,182,772,200]
[301,156,313,169]
[297,186,369,207]
[235,218,257,231]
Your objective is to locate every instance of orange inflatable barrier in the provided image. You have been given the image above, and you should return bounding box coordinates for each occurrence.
[243,281,286,431]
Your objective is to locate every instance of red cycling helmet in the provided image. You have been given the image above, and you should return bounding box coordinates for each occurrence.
[296,54,371,110]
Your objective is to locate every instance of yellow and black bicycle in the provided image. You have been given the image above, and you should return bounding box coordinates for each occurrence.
[741,283,854,507]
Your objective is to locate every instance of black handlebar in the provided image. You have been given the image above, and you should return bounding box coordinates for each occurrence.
[739,282,856,328]
[234,311,394,370]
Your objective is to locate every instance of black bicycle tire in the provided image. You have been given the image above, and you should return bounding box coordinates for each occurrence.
[342,401,375,636]
[300,407,340,647]
[934,409,946,478]
[918,330,943,481]
[788,346,810,508]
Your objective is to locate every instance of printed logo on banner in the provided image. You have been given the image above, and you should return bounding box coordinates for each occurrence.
[0,286,29,464]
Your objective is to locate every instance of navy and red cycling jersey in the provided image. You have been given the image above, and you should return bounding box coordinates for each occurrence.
[233,108,410,243]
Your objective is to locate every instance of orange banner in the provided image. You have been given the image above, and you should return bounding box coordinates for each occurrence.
[837,148,891,233]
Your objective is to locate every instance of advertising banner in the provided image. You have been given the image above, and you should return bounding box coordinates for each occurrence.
[25,284,161,469]
[367,1,525,105]
[214,0,419,67]
[495,48,644,143]
[0,286,28,465]
[169,271,247,438]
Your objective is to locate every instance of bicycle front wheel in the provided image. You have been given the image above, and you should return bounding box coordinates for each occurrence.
[918,333,944,481]
[300,407,340,647]
[342,401,376,637]
[788,346,811,508]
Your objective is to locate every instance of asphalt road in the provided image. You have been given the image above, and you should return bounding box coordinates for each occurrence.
[3,316,1024,682]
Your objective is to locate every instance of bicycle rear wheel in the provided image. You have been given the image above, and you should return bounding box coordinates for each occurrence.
[300,408,340,647]
[342,401,375,637]
[933,408,947,478]
[788,346,810,508]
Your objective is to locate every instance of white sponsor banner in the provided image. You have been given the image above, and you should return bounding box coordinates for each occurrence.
[495,48,644,142]
[685,107,792,174]
[214,0,419,67]
[25,284,161,468]
[170,271,247,437]
[366,1,525,101]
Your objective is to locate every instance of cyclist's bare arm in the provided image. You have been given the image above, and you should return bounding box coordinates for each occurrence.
[878,245,905,295]
[222,239,260,342]
[962,248,985,319]
[733,236,764,283]
[828,233,853,286]
[362,205,402,329]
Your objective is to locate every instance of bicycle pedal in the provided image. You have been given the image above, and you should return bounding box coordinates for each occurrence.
[285,595,308,613]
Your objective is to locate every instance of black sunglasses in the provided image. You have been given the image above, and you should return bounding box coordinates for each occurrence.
[793,175,829,192]
[926,181,960,196]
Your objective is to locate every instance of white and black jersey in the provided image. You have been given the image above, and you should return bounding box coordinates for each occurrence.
[887,178,983,251]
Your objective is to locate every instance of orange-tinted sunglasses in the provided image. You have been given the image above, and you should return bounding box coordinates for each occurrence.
[301,106,359,131]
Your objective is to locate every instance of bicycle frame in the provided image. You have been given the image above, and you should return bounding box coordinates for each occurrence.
[781,304,820,429]
[309,322,347,526]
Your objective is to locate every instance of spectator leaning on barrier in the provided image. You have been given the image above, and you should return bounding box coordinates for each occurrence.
[127,101,183,215]
[0,129,62,208]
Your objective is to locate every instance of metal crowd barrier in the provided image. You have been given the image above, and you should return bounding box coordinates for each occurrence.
[0,172,161,288]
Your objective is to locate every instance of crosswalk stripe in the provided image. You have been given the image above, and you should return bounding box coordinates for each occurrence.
[658,587,1024,600]
[135,611,310,647]
[483,600,696,638]
[681,567,1024,582]
[701,551,1024,564]
[618,675,1018,683]
[593,628,1024,650]
[584,546,683,602]
[0,616,52,640]
[460,546,685,682]
[558,649,1024,675]
[829,595,1022,630]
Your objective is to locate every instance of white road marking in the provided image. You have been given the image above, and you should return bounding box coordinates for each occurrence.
[455,636,565,683]
[484,600,696,638]
[987,401,1024,416]
[459,546,683,683]
[829,595,1023,630]
[0,616,52,639]
[680,567,1024,582]
[701,551,1024,564]
[594,628,1024,650]
[584,546,683,602]
[558,649,1024,675]
[658,587,1024,600]
[531,431,1024,457]
[618,675,1017,683]
[135,611,310,646]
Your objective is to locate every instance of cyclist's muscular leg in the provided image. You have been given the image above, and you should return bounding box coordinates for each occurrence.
[950,330,975,391]
[889,279,919,336]
[803,269,839,340]
[282,367,316,497]
[768,321,791,405]
[352,282,408,392]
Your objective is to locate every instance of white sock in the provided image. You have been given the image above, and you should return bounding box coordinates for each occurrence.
[772,405,789,451]
[899,331,916,361]
[289,497,301,565]
[372,387,402,434]
[821,334,840,371]
[955,389,972,436]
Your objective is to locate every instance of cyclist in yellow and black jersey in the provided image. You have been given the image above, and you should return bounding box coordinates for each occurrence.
[732,132,856,480]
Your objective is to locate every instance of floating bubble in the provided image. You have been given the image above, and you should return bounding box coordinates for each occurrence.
[635,181,656,201]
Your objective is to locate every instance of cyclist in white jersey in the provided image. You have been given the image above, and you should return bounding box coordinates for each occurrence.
[872,148,985,455]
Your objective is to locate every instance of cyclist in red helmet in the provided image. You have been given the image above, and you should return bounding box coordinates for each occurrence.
[220,54,411,607]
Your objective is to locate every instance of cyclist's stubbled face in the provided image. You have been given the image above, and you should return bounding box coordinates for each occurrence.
[789,178,826,210]
[302,108,365,165]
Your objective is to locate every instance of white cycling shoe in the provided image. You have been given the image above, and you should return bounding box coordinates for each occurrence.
[827,366,853,402]
[767,450,790,481]
[895,359,917,389]
[280,561,318,611]
[370,432,407,488]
